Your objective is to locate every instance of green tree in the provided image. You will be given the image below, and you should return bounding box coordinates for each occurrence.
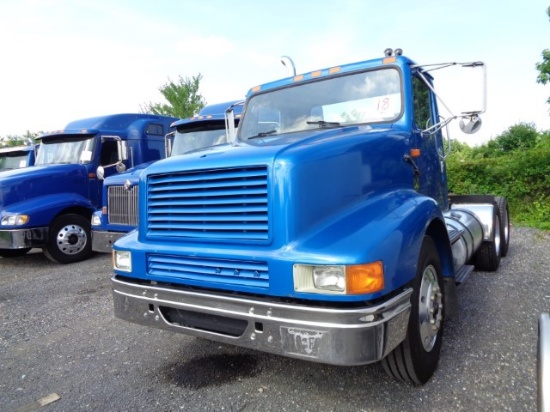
[0,131,38,147]
[140,74,206,118]
[536,6,550,109]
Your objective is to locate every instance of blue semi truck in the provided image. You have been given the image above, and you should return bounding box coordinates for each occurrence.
[0,113,177,262]
[0,145,36,172]
[111,50,510,385]
[91,101,243,253]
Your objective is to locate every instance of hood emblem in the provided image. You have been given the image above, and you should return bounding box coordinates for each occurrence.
[124,179,133,191]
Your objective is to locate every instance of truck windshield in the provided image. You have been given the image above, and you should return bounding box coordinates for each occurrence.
[0,151,28,170]
[36,136,96,165]
[171,128,227,156]
[239,67,402,141]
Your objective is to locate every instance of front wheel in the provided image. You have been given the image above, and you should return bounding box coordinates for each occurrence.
[43,214,92,264]
[381,236,444,385]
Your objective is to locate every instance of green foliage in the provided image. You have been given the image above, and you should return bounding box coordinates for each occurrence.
[140,74,206,118]
[0,131,38,147]
[447,124,550,230]
[536,6,550,108]
[470,123,539,158]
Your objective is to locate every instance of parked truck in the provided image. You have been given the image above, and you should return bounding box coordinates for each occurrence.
[0,113,177,262]
[91,101,243,253]
[111,50,510,385]
[0,144,36,172]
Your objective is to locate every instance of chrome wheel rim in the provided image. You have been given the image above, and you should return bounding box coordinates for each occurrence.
[55,223,87,255]
[418,265,443,352]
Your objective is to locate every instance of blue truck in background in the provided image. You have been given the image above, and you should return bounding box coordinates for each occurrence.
[111,50,510,385]
[0,113,177,263]
[0,145,36,172]
[91,101,243,253]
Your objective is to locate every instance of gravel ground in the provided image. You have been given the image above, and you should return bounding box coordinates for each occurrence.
[0,226,548,412]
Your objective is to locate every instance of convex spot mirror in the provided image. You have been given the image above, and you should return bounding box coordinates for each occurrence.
[459,114,482,134]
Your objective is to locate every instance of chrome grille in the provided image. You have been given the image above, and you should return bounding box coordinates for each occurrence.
[108,185,139,226]
[147,254,269,288]
[146,166,269,240]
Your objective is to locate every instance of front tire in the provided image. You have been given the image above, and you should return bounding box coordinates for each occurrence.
[43,214,92,264]
[381,236,444,385]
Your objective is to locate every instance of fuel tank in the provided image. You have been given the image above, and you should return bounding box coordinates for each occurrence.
[444,208,484,270]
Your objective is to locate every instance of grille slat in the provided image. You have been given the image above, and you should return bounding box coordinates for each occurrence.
[149,188,267,200]
[146,166,269,240]
[149,178,267,193]
[108,185,139,226]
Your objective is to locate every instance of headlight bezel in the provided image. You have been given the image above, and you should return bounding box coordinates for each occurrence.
[113,250,132,272]
[0,214,30,226]
[293,262,384,295]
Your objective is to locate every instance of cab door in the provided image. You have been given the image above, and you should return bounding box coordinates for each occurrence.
[411,74,448,209]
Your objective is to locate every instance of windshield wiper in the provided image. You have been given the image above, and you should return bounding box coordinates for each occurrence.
[248,129,278,140]
[306,120,341,128]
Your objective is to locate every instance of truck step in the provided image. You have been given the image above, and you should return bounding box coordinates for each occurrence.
[447,228,464,245]
[455,264,474,285]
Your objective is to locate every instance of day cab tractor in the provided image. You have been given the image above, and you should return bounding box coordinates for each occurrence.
[111,49,510,385]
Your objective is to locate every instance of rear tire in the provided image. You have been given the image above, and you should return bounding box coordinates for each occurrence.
[495,196,510,257]
[43,214,92,264]
[381,236,444,385]
[475,207,501,272]
[0,248,31,258]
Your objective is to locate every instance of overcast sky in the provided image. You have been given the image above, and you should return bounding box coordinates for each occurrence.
[0,0,549,145]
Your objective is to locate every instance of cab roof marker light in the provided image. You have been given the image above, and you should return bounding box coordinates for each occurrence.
[311,70,322,78]
[329,67,341,74]
[293,74,304,82]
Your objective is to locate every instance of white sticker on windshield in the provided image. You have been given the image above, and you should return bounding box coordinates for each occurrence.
[19,160,26,167]
[80,151,92,162]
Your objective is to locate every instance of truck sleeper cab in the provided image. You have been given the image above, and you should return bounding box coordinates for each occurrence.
[91,101,243,253]
[112,51,509,385]
[0,113,177,263]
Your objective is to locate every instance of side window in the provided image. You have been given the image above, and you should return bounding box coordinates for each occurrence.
[100,140,118,166]
[412,76,432,130]
[146,123,164,136]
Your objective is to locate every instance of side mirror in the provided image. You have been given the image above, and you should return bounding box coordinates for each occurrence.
[97,166,105,181]
[117,140,128,161]
[165,131,175,157]
[116,163,127,173]
[459,114,482,134]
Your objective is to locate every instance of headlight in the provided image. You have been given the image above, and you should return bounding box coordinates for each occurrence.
[313,266,346,291]
[91,212,101,226]
[294,262,384,295]
[1,214,29,226]
[113,250,132,272]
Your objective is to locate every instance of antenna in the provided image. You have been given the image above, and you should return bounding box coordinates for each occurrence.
[280,55,296,76]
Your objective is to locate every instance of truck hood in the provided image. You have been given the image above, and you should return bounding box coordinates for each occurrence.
[103,160,156,187]
[0,164,90,207]
[141,125,411,243]
[144,125,400,175]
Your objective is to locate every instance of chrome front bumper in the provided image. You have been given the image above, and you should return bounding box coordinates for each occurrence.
[0,227,48,249]
[112,277,412,366]
[92,230,126,253]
